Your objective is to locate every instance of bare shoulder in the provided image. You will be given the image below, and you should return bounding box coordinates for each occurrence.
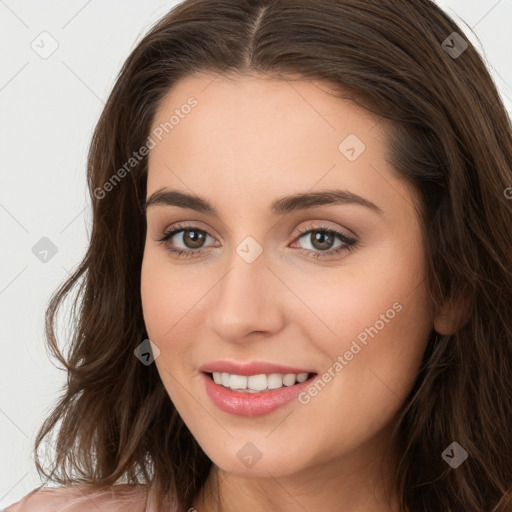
[3,483,149,512]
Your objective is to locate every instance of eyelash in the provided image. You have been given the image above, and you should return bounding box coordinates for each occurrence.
[155,222,358,260]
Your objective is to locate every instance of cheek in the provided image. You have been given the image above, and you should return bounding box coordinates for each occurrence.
[140,254,168,341]
[289,276,432,456]
[292,241,430,351]
[140,258,185,379]
[140,248,196,341]
[293,238,432,405]
[328,276,430,410]
[140,251,198,409]
[317,274,430,359]
[140,248,214,373]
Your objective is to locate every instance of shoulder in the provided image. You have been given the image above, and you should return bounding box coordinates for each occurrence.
[3,484,149,512]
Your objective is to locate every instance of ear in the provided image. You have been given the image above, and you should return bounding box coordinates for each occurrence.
[433,293,473,335]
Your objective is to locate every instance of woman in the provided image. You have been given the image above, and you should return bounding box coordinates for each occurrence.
[4,0,512,510]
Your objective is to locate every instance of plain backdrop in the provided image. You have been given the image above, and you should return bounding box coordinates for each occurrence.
[1,0,511,507]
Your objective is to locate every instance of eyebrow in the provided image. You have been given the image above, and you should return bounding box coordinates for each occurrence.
[143,188,384,216]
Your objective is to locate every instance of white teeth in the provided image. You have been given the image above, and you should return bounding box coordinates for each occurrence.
[247,374,267,391]
[282,373,296,386]
[211,371,311,392]
[267,373,283,389]
[229,374,247,390]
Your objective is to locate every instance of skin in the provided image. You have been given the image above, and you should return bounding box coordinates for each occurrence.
[140,72,453,512]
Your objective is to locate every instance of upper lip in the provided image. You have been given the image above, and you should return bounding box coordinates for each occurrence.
[199,360,316,376]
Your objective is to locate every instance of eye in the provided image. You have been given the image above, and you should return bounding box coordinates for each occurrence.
[291,224,358,259]
[155,222,358,260]
[156,222,217,258]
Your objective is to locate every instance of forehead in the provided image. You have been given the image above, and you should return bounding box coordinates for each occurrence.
[149,72,379,149]
[146,72,416,221]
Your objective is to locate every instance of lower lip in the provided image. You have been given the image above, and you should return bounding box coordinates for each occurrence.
[202,372,316,417]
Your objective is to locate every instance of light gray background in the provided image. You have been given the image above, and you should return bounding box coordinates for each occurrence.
[1,0,511,508]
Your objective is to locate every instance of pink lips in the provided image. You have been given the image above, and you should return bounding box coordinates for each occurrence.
[199,360,315,376]
[199,360,317,417]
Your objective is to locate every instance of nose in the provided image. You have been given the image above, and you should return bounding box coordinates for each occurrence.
[208,246,285,344]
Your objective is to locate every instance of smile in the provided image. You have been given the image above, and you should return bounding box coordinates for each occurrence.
[210,371,311,392]
[202,371,318,417]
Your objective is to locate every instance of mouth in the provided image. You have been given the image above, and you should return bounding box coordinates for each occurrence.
[204,371,317,392]
[201,370,318,417]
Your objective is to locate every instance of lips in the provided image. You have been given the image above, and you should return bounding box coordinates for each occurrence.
[199,360,316,376]
[199,360,318,416]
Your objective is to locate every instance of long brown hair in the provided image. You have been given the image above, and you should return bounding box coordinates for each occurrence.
[32,1,512,510]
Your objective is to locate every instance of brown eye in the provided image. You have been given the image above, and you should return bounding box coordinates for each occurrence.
[293,225,358,260]
[308,230,336,251]
[179,229,207,249]
[157,224,216,255]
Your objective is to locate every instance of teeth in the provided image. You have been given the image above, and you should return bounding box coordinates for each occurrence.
[296,372,308,383]
[211,371,310,392]
[267,373,283,389]
[248,374,267,391]
[282,374,296,386]
[229,374,247,390]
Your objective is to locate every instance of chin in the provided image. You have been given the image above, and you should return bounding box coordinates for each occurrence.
[200,438,310,478]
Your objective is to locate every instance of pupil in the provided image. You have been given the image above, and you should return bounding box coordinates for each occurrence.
[185,230,205,248]
[312,231,333,250]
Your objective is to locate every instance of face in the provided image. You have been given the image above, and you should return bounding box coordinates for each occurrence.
[141,72,434,479]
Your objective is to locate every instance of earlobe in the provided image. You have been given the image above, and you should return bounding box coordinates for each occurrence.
[433,310,458,335]
[433,294,473,335]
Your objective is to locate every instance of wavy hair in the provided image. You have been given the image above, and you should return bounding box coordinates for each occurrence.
[32,1,512,511]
